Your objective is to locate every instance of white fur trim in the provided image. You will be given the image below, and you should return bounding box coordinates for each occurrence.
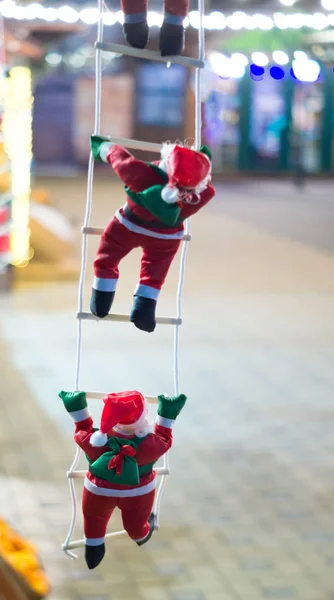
[85,475,156,497]
[70,408,91,423]
[116,209,184,240]
[90,430,108,447]
[84,537,105,546]
[161,185,179,204]
[155,415,175,429]
[100,141,113,163]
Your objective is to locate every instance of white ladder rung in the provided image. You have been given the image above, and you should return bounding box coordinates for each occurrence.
[64,529,127,550]
[96,42,205,69]
[67,467,169,479]
[100,136,161,153]
[77,312,182,326]
[85,391,158,404]
[82,226,191,242]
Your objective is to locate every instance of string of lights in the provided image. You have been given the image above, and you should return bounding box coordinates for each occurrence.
[1,1,334,30]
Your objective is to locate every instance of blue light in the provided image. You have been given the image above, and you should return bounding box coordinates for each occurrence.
[270,66,285,80]
[250,63,265,81]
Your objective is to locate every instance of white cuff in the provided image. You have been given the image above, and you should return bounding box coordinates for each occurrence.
[155,415,175,429]
[100,141,113,163]
[70,407,91,422]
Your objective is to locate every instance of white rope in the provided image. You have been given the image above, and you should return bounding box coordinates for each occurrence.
[62,0,205,553]
[62,0,104,558]
[154,0,205,527]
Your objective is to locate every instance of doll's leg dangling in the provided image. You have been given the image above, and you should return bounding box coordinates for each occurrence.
[159,0,190,56]
[121,0,149,49]
[130,237,181,333]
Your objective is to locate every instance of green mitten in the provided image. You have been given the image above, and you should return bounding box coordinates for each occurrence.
[90,135,113,163]
[58,390,91,423]
[157,394,187,422]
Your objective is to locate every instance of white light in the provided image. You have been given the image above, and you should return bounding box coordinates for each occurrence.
[273,12,287,29]
[272,50,289,65]
[251,51,269,66]
[231,52,248,67]
[12,5,28,19]
[209,11,226,30]
[253,14,274,30]
[69,54,86,68]
[312,12,328,29]
[188,10,200,29]
[204,13,220,30]
[45,52,62,66]
[103,11,116,25]
[209,52,232,79]
[280,0,295,5]
[286,13,305,28]
[115,9,124,24]
[58,6,79,23]
[226,11,247,30]
[322,0,334,10]
[183,16,189,28]
[80,7,99,24]
[294,50,308,61]
[147,11,163,27]
[0,1,16,18]
[25,3,45,20]
[328,12,334,24]
[292,59,320,82]
[43,7,58,21]
[245,15,256,29]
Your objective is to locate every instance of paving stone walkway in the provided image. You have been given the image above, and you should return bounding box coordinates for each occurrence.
[0,180,334,599]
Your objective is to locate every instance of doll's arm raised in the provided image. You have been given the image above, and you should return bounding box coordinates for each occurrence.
[58,391,106,462]
[136,394,187,464]
[91,135,162,192]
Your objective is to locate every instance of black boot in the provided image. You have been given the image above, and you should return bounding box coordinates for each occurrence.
[159,21,185,57]
[123,21,149,49]
[130,296,157,333]
[85,543,105,569]
[90,289,115,318]
[136,513,156,546]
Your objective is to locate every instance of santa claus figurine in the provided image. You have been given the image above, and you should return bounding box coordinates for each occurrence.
[59,389,186,569]
[90,135,215,333]
[121,0,189,56]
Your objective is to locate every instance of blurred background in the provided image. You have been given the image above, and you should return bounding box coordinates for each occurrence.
[1,0,334,599]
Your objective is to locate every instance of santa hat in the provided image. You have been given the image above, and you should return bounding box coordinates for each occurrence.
[160,144,212,204]
[90,390,146,447]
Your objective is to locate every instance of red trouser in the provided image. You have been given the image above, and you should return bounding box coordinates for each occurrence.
[121,0,189,17]
[82,487,155,541]
[94,216,181,293]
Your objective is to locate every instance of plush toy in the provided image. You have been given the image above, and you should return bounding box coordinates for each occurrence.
[121,0,190,56]
[59,389,186,570]
[90,136,215,333]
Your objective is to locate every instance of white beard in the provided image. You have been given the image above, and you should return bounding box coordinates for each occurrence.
[159,142,211,195]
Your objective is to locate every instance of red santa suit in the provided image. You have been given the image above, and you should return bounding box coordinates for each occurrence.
[92,143,215,303]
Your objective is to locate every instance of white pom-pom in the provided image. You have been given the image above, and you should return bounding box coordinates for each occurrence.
[161,185,179,204]
[90,430,108,447]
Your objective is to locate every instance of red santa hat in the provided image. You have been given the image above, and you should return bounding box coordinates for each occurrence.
[160,145,211,204]
[90,390,146,447]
